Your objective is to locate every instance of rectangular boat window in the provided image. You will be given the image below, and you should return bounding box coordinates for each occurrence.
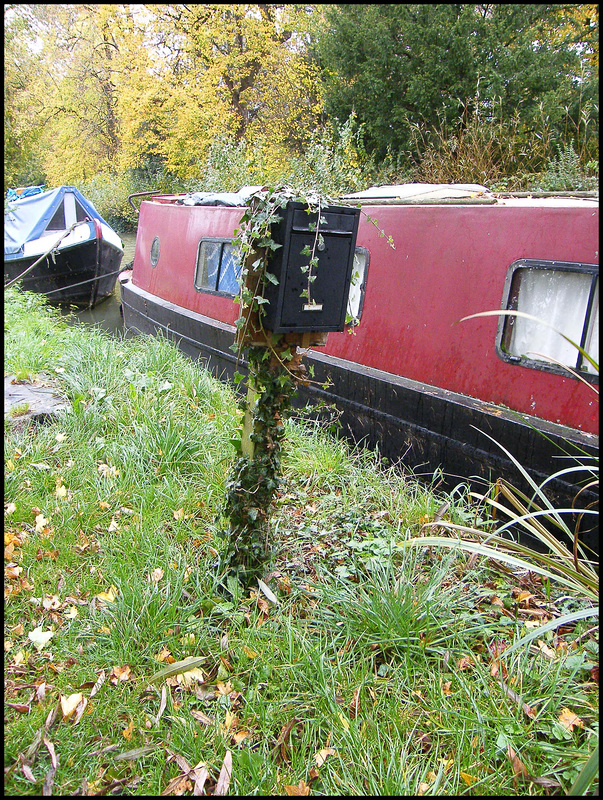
[498,259,599,380]
[347,247,369,325]
[194,239,241,296]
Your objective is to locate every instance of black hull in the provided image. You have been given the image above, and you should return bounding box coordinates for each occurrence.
[121,281,598,554]
[4,239,123,308]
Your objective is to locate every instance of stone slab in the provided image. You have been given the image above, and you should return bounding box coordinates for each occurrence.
[4,374,71,424]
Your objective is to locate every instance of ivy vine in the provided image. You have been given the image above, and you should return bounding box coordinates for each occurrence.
[220,184,394,586]
[220,185,334,584]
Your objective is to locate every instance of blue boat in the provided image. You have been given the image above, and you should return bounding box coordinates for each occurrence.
[4,185,124,308]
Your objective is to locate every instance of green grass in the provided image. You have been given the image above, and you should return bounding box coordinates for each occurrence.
[4,287,598,795]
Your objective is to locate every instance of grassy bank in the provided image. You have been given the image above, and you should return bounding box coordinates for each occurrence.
[4,288,598,796]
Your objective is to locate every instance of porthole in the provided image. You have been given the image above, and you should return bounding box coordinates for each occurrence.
[150,236,160,267]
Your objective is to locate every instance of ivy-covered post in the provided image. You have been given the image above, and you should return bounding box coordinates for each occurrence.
[220,186,359,586]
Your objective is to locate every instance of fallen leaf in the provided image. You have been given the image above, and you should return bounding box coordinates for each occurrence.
[28,627,55,652]
[89,670,106,698]
[43,595,62,611]
[242,646,258,659]
[60,693,83,720]
[122,720,135,740]
[191,709,214,726]
[214,750,232,796]
[149,568,164,583]
[173,508,184,520]
[161,775,192,795]
[457,655,474,671]
[5,702,30,714]
[338,712,350,731]
[96,585,118,604]
[153,685,167,726]
[314,748,337,767]
[107,517,119,533]
[460,771,477,786]
[506,744,529,779]
[284,780,311,796]
[155,647,174,664]
[148,656,208,684]
[110,665,132,684]
[35,514,50,532]
[442,681,452,696]
[6,502,17,514]
[257,579,279,605]
[558,708,584,732]
[192,764,209,796]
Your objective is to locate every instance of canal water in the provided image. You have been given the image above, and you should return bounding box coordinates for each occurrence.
[66,231,136,335]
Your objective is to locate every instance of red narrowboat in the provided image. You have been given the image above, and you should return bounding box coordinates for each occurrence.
[119,184,598,548]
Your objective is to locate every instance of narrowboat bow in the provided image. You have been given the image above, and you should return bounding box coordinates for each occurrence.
[4,185,124,308]
[120,184,598,550]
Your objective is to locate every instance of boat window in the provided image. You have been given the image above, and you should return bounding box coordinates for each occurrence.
[46,203,66,232]
[195,239,242,296]
[75,201,89,222]
[498,260,599,380]
[347,247,369,325]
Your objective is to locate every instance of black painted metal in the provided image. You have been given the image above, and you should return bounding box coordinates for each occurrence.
[261,202,361,333]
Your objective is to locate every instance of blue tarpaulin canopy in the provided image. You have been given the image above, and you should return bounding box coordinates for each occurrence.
[4,186,110,260]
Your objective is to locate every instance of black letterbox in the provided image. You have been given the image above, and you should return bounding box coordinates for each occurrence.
[260,201,360,333]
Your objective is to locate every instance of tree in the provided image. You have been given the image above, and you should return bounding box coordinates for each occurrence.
[312,4,597,166]
[4,6,45,190]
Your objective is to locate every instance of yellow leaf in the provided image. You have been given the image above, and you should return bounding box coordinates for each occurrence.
[216,680,233,695]
[460,772,477,786]
[242,645,258,659]
[155,647,173,663]
[442,681,453,695]
[222,709,237,733]
[107,517,119,533]
[64,605,79,619]
[99,501,110,510]
[55,481,67,499]
[558,708,584,732]
[232,729,250,744]
[60,692,83,720]
[173,507,184,520]
[337,712,350,731]
[35,514,50,532]
[122,719,135,740]
[149,568,164,583]
[96,585,118,603]
[314,747,337,767]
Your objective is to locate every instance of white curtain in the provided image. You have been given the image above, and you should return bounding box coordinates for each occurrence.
[508,269,597,371]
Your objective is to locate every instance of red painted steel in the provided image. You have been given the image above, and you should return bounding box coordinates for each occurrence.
[132,195,599,435]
